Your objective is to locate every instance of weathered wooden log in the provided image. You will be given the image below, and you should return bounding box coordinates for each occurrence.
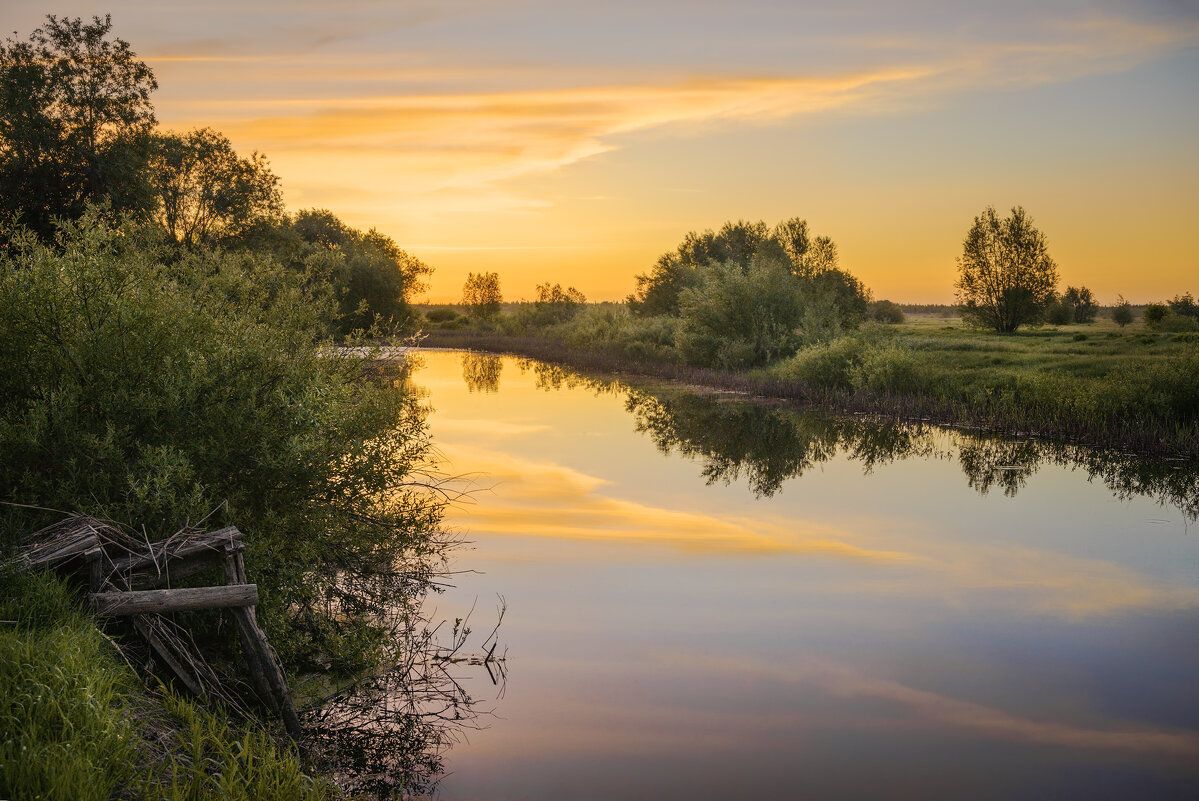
[223,543,301,737]
[90,584,258,616]
[231,605,302,737]
[25,531,99,570]
[84,546,106,592]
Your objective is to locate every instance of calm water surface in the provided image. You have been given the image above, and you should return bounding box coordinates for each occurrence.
[411,350,1199,800]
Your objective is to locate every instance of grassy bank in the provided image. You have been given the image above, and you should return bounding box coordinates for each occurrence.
[417,313,1199,458]
[0,568,329,801]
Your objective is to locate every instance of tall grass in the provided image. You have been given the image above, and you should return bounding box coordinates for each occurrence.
[0,568,330,801]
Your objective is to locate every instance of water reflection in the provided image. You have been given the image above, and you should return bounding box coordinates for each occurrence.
[462,352,503,393]
[414,351,1199,800]
[511,359,1199,518]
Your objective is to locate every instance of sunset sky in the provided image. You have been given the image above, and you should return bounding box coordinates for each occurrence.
[8,1,1197,302]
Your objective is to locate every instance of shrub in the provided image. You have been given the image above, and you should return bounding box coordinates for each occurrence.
[0,213,446,671]
[772,336,867,391]
[851,343,928,394]
[1112,296,1133,327]
[870,299,906,324]
[1045,298,1073,325]
[1144,303,1169,325]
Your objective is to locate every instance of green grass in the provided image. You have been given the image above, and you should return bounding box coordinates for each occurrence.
[0,568,331,801]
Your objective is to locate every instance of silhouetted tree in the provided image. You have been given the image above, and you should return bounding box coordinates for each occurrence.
[1112,295,1133,327]
[1169,292,1198,320]
[955,206,1058,332]
[461,271,502,319]
[1061,285,1097,323]
[148,128,282,247]
[0,15,157,239]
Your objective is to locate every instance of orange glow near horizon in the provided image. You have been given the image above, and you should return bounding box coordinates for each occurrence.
[12,2,1196,303]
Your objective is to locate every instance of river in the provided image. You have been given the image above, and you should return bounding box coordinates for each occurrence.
[407,349,1198,800]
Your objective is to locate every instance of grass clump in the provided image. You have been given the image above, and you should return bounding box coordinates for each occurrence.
[0,568,329,801]
[0,570,139,800]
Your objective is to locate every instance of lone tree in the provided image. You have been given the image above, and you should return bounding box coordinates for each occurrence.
[955,205,1058,332]
[0,15,158,239]
[461,271,502,319]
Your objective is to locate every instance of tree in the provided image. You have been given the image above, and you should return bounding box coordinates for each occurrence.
[461,271,502,319]
[0,15,157,239]
[1169,292,1198,320]
[148,128,282,247]
[1112,295,1133,327]
[1061,285,1097,323]
[955,206,1059,332]
[629,217,848,316]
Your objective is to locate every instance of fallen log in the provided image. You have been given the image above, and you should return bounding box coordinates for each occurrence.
[91,584,258,616]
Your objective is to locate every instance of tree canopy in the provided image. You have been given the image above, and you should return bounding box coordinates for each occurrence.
[462,271,502,319]
[148,127,282,247]
[0,15,157,239]
[955,206,1058,332]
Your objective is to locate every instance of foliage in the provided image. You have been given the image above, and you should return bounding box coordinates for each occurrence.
[0,568,330,801]
[629,217,847,316]
[148,128,282,248]
[870,299,906,324]
[675,257,811,368]
[0,15,157,240]
[461,271,502,319]
[955,205,1059,332]
[1144,303,1169,325]
[0,212,447,671]
[1061,285,1097,323]
[528,281,586,325]
[238,209,431,336]
[1169,292,1198,319]
[1112,296,1133,327]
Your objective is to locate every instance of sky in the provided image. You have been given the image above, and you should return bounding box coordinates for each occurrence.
[4,1,1197,302]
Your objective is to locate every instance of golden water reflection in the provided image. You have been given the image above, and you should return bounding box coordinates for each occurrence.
[411,350,1199,800]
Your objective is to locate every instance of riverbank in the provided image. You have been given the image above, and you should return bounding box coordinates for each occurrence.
[416,316,1199,459]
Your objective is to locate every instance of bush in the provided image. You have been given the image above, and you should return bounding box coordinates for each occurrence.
[851,343,928,394]
[772,336,867,391]
[1112,297,1133,327]
[676,259,808,368]
[0,213,446,671]
[870,299,905,324]
[1144,303,1169,325]
[1045,298,1073,325]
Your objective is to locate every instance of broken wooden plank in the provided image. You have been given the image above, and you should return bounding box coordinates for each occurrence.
[90,584,258,616]
[223,543,302,737]
[232,605,302,737]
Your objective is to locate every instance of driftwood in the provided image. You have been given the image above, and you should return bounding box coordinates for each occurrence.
[17,515,299,737]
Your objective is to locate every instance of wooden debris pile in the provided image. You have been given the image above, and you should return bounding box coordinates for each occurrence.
[16,516,301,736]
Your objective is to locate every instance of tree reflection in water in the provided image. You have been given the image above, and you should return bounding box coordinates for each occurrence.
[508,358,1198,519]
[462,352,503,393]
